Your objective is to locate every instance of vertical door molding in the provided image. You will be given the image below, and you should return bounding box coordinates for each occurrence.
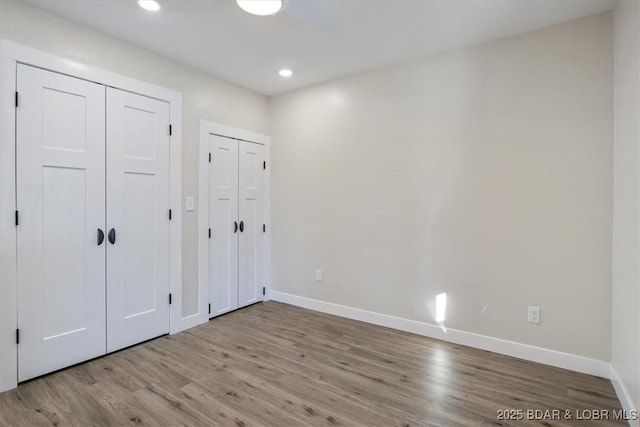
[0,56,17,393]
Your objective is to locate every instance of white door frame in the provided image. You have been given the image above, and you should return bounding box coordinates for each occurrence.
[0,40,183,392]
[198,120,271,323]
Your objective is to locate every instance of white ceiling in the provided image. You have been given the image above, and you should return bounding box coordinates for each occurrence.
[22,0,614,96]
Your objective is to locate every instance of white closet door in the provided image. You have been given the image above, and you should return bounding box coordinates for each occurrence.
[16,65,106,381]
[106,88,170,352]
[238,141,265,308]
[209,135,239,317]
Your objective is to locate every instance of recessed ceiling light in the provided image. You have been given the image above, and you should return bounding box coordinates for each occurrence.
[236,0,282,16]
[279,69,293,77]
[138,0,161,12]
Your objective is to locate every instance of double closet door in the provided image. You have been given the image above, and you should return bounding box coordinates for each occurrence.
[209,135,265,317]
[16,64,171,382]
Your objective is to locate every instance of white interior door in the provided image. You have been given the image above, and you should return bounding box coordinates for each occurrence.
[106,88,170,352]
[238,141,265,308]
[209,135,239,317]
[16,65,106,381]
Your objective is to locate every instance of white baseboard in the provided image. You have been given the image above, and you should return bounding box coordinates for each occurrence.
[270,291,611,379]
[610,365,639,427]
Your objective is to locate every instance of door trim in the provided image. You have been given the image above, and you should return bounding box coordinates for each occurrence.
[0,40,183,392]
[198,120,271,325]
[0,56,18,393]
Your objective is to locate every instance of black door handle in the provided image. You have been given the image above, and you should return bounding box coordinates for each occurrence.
[108,228,116,244]
[239,221,244,233]
[233,221,238,233]
[97,228,105,246]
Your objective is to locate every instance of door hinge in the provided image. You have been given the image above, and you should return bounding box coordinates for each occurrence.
[16,329,20,345]
[208,152,212,163]
[169,124,172,136]
[263,224,266,233]
[263,161,266,170]
[15,92,19,108]
[169,293,172,305]
[208,303,211,314]
[208,228,211,238]
[262,287,266,296]
[169,209,172,220]
[15,210,18,226]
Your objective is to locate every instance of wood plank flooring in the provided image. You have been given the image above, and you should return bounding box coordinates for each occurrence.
[0,301,625,426]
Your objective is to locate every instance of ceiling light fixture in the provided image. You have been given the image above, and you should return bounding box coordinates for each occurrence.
[236,0,282,16]
[279,69,293,77]
[138,0,161,12]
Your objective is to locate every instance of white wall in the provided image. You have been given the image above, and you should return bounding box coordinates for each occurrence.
[612,0,640,414]
[0,0,626,393]
[0,0,270,319]
[270,12,613,362]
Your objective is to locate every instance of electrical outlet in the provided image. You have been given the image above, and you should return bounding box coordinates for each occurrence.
[528,306,541,324]
[315,269,322,282]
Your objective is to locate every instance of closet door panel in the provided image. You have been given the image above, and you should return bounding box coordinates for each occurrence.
[16,65,106,381]
[106,88,170,352]
[238,141,265,308]
[209,135,239,317]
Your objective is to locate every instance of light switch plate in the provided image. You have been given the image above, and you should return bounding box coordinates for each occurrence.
[185,196,195,212]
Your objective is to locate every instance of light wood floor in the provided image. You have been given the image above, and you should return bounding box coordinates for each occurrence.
[0,301,624,426]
